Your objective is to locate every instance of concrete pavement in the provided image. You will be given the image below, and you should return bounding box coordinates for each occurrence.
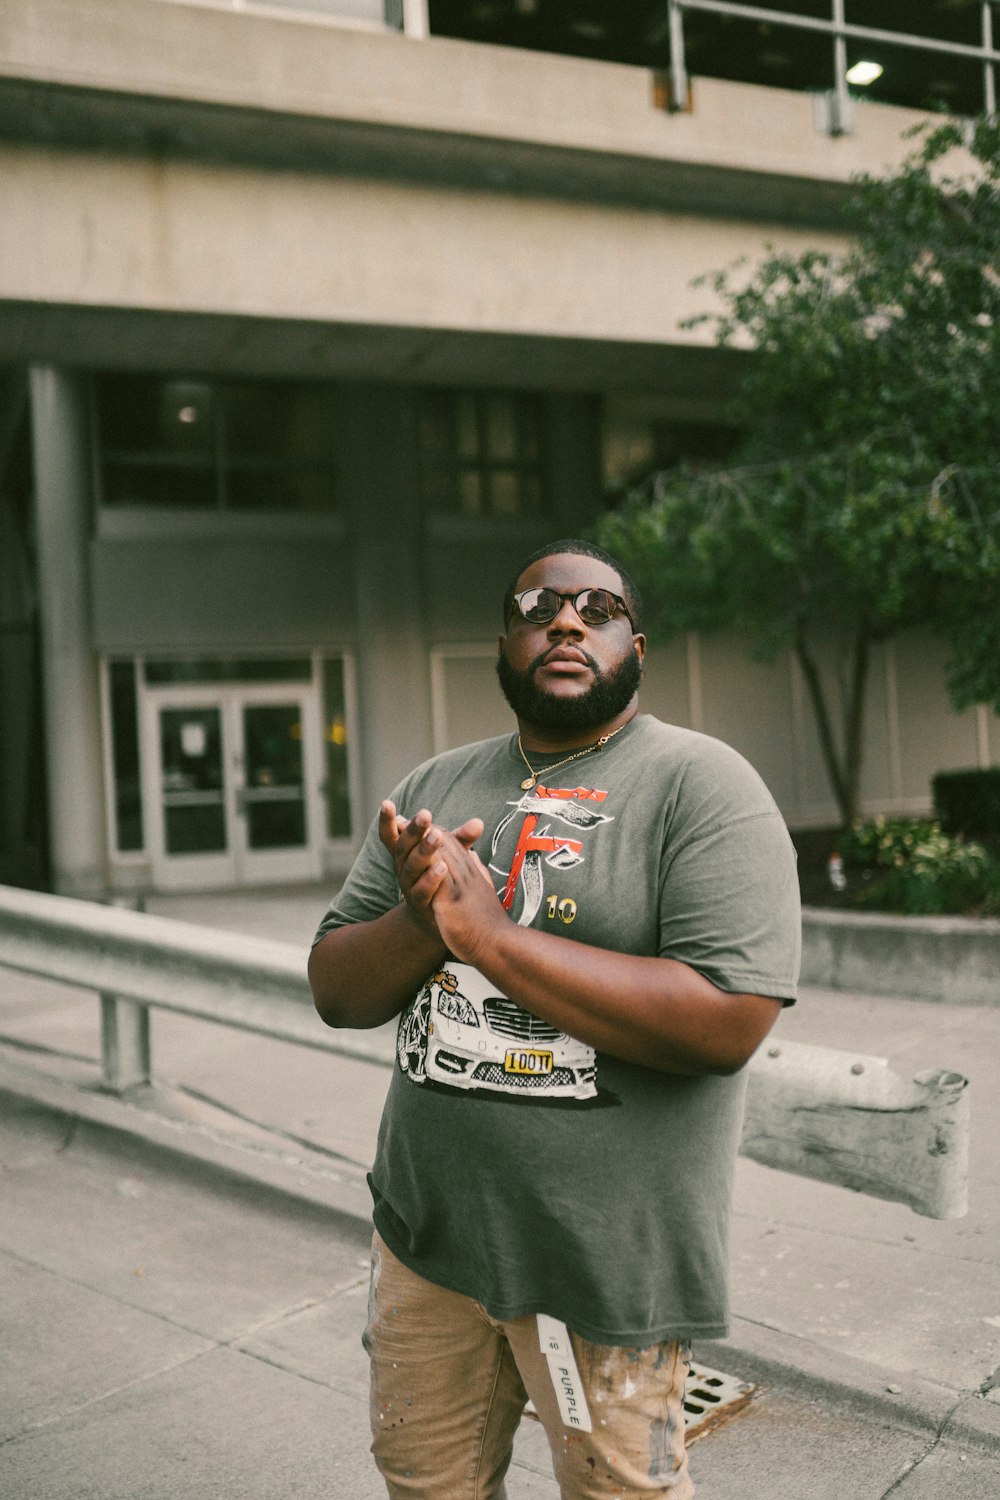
[2,882,999,1496]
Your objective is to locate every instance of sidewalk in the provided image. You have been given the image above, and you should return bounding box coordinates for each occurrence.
[2,883,999,1496]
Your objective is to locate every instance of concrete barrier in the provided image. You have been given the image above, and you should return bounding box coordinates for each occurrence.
[801,906,1000,1006]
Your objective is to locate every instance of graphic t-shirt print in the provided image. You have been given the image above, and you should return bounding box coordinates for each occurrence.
[395,784,612,1100]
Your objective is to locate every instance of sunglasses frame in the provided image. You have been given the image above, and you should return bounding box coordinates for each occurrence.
[509,587,635,631]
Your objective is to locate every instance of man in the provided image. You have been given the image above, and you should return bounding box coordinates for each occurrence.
[309,538,800,1499]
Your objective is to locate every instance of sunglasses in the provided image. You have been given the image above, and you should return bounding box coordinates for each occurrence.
[509,587,635,630]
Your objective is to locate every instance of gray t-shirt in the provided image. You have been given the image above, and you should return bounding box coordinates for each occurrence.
[314,714,800,1344]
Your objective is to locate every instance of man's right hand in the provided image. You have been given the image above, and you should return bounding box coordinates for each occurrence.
[378,801,486,941]
[310,800,488,1030]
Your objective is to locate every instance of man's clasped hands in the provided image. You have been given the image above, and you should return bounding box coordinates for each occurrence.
[378,800,501,965]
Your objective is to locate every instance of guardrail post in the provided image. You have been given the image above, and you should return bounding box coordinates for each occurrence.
[100,993,151,1093]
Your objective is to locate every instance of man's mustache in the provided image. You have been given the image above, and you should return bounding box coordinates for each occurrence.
[529,646,599,675]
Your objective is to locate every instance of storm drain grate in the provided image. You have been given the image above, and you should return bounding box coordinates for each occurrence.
[521,1361,755,1443]
[683,1361,756,1443]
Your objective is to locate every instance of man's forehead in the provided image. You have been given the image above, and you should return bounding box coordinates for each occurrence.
[514,552,623,594]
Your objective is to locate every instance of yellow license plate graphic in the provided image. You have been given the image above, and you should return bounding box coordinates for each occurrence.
[505,1048,554,1076]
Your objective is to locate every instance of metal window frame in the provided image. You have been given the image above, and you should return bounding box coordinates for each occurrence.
[666,0,1000,132]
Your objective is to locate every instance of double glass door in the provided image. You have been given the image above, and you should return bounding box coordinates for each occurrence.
[143,685,322,888]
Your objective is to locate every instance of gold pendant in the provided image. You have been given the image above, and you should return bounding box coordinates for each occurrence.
[521,776,537,790]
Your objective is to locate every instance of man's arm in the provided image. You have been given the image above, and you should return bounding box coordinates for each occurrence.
[308,803,484,1030]
[398,817,785,1077]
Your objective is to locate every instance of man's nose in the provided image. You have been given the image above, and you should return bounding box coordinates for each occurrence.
[547,599,584,633]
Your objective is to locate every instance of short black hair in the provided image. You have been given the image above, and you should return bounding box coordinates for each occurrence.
[502,537,642,629]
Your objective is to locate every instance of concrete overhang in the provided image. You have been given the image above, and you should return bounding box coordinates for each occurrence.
[0,301,748,398]
[0,74,854,231]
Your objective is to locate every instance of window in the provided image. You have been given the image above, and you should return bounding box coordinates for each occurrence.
[108,659,143,853]
[322,656,353,839]
[94,375,339,513]
[143,657,314,686]
[429,1,993,117]
[418,391,546,519]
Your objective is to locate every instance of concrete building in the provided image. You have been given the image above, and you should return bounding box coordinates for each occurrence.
[0,0,996,896]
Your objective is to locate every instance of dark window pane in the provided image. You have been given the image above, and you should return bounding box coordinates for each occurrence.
[226,463,334,513]
[225,382,332,463]
[489,470,519,517]
[458,471,483,515]
[108,659,143,853]
[102,460,217,509]
[159,706,226,855]
[418,389,547,518]
[243,704,305,791]
[322,656,352,838]
[246,799,307,850]
[98,376,215,456]
[95,374,339,513]
[486,397,517,462]
[164,802,227,855]
[144,657,313,685]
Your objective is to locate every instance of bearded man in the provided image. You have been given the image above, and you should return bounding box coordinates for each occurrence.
[309,538,800,1499]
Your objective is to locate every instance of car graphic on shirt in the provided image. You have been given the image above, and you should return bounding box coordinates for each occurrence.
[396,962,597,1100]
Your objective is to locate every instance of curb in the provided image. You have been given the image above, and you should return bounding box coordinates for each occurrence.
[701,1318,1000,1455]
[0,1054,373,1229]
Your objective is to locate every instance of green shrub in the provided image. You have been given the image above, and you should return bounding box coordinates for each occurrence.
[841,816,1000,917]
[932,768,1000,852]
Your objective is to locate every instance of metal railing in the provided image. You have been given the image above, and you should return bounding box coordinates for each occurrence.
[0,882,969,1218]
[666,0,1000,131]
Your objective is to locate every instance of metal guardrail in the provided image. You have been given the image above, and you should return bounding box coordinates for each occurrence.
[666,0,1000,131]
[0,883,968,1218]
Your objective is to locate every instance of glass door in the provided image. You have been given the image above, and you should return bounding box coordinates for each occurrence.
[143,684,322,889]
[145,693,235,889]
[233,694,322,884]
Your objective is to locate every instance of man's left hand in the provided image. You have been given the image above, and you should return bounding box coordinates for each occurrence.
[422,823,507,967]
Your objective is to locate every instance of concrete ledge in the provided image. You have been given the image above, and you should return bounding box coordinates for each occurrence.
[0,1054,374,1227]
[801,907,1000,1006]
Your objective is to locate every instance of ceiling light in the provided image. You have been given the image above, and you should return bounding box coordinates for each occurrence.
[846,60,884,86]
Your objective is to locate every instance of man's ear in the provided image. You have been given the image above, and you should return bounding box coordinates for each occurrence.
[634,633,647,666]
[497,634,506,655]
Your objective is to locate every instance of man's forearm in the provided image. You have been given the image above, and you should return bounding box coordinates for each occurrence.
[308,904,446,1029]
[465,918,781,1077]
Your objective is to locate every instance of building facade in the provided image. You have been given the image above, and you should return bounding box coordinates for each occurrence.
[0,0,996,896]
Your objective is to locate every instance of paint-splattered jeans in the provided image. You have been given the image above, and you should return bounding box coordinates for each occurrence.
[364,1231,694,1500]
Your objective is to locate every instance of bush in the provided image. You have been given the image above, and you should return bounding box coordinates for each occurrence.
[932,768,1000,852]
[841,816,1000,916]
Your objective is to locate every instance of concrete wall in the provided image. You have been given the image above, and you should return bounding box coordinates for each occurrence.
[429,626,995,831]
[801,909,1000,1006]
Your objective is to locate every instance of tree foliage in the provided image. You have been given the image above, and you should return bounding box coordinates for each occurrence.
[597,119,1000,826]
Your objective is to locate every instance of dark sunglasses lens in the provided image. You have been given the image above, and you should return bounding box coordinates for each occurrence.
[576,590,616,623]
[519,589,557,622]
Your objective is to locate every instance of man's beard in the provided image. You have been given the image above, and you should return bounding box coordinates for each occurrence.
[495,645,642,735]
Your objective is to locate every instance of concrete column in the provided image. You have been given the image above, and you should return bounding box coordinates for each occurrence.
[29,367,108,896]
[336,386,433,815]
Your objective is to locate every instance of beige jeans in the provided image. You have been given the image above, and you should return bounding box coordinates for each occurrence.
[364,1231,694,1500]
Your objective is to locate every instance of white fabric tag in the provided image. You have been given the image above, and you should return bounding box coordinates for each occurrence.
[536,1315,592,1432]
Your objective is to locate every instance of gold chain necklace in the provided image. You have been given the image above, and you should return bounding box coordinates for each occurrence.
[516,721,629,791]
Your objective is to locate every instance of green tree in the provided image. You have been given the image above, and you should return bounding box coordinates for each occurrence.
[598,119,1000,828]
